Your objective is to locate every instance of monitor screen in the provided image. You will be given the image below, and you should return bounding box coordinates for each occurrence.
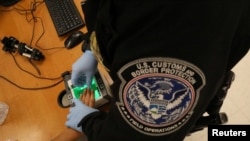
[0,0,20,6]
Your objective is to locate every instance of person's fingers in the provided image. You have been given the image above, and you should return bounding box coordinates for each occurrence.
[80,89,87,103]
[79,88,95,107]
[89,89,95,108]
[80,92,83,101]
[84,88,91,105]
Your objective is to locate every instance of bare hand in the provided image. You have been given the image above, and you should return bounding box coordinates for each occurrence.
[80,88,95,107]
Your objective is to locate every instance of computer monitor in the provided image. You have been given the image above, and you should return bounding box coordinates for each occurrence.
[0,0,20,6]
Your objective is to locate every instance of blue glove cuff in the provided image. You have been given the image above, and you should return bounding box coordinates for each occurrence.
[66,99,99,132]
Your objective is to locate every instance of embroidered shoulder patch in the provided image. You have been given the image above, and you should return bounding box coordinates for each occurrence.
[116,57,205,136]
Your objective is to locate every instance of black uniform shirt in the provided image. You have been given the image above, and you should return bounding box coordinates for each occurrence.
[81,0,250,141]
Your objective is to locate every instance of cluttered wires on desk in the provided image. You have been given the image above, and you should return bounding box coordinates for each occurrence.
[0,0,72,90]
[0,57,65,90]
[0,38,66,90]
[0,0,65,50]
[1,36,45,61]
[0,75,64,90]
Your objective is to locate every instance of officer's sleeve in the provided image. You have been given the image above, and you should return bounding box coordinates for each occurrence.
[78,111,108,141]
[227,3,250,70]
[82,0,101,38]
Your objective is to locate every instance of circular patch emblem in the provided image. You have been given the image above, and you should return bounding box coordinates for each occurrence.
[117,57,205,136]
[124,74,194,127]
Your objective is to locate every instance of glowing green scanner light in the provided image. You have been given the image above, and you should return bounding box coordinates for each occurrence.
[71,78,102,100]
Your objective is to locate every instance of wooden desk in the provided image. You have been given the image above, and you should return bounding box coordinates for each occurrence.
[0,0,89,140]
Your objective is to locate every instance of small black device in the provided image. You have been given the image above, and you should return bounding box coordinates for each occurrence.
[58,71,112,108]
[64,31,86,49]
[44,0,85,36]
[1,36,45,61]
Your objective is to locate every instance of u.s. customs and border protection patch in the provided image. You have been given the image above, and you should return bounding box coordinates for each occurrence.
[116,57,206,136]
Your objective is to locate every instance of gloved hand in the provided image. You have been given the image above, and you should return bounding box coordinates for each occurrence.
[71,50,98,87]
[66,98,99,132]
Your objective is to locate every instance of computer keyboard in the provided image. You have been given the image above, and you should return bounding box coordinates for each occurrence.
[44,0,85,36]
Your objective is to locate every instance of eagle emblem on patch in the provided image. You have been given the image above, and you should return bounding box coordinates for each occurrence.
[116,58,205,136]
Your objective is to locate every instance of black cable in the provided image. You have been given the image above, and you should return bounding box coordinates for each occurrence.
[0,75,63,90]
[28,58,41,75]
[1,0,64,50]
[10,52,61,80]
[33,16,65,50]
[25,2,44,74]
[0,0,69,90]
[0,53,67,90]
[0,52,68,90]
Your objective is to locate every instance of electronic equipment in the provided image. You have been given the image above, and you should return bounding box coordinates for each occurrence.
[64,31,86,49]
[58,71,112,108]
[44,0,85,36]
[0,0,20,6]
[1,36,45,61]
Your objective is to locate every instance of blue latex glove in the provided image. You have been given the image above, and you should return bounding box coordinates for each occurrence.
[71,50,98,87]
[66,98,99,132]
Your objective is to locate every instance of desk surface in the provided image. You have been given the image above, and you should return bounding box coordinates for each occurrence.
[0,0,90,140]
